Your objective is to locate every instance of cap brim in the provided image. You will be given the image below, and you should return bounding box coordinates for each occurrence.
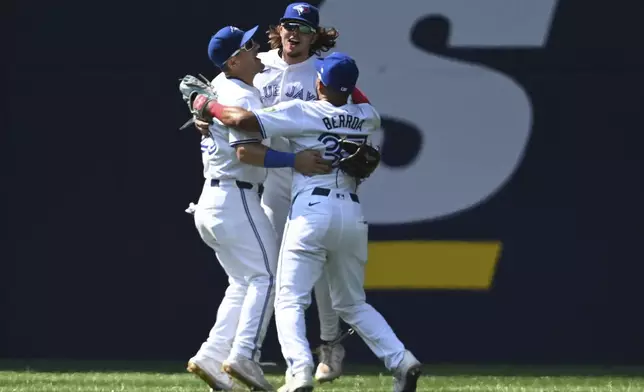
[240,25,259,47]
[280,17,316,28]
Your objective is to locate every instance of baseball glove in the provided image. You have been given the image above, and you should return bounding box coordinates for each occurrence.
[337,139,381,181]
[178,74,217,127]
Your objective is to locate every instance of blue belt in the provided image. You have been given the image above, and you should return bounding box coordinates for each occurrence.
[210,179,264,194]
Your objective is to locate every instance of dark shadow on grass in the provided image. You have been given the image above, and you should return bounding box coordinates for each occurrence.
[2,360,644,378]
[0,360,189,374]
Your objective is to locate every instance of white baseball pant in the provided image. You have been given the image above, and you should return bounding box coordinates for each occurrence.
[261,169,341,341]
[274,187,407,374]
[192,179,278,363]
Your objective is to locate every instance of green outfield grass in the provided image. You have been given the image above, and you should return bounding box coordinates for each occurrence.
[1,361,644,392]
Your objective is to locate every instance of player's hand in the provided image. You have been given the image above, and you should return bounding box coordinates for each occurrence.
[294,150,333,175]
[194,118,211,137]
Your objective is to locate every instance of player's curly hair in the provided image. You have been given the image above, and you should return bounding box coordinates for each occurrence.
[266,25,339,57]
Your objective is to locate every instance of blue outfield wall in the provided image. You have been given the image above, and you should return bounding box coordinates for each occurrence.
[3,0,644,364]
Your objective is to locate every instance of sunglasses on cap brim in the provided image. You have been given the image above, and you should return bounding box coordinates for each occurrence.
[281,22,316,34]
[228,39,257,60]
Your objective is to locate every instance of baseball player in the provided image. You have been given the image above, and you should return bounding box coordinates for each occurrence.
[189,52,422,392]
[183,25,332,391]
[194,3,371,382]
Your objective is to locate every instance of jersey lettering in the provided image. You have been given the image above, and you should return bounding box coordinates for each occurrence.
[285,86,317,101]
[200,139,216,155]
[201,143,217,155]
[262,84,279,99]
[322,115,365,131]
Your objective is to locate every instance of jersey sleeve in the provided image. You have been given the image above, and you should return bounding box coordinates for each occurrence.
[229,94,265,147]
[252,100,307,139]
[371,105,382,129]
[361,103,382,130]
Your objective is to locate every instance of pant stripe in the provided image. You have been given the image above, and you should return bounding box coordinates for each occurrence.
[239,188,274,359]
[275,216,291,369]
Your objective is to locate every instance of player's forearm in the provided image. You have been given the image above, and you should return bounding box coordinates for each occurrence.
[235,143,269,167]
[236,144,296,168]
[203,100,261,135]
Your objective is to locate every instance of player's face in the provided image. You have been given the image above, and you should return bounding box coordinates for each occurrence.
[279,22,317,59]
[230,40,264,76]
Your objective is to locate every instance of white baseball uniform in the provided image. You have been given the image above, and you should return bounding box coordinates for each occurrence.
[252,99,408,375]
[191,74,277,365]
[254,49,341,342]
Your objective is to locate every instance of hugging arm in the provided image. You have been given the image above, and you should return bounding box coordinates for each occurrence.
[194,94,305,139]
[193,94,262,135]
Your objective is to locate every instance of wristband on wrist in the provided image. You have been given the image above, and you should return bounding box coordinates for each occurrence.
[264,149,296,168]
[205,100,225,120]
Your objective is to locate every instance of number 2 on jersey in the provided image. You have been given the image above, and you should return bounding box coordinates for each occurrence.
[318,132,368,165]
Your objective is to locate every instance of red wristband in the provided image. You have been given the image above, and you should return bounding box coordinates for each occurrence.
[206,100,225,120]
[193,94,225,120]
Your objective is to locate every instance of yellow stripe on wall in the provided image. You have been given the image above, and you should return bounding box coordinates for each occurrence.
[365,241,502,290]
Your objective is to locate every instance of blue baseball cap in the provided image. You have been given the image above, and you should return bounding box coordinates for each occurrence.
[315,52,359,93]
[280,2,319,29]
[207,25,259,69]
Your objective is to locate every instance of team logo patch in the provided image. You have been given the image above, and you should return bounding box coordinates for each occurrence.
[293,4,310,15]
[262,107,277,112]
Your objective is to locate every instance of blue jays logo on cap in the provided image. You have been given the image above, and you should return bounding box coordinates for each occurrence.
[315,52,360,93]
[280,2,319,29]
[293,4,310,15]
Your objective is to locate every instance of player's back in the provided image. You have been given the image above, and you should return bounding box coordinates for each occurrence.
[255,99,380,198]
[292,101,379,195]
[201,74,267,184]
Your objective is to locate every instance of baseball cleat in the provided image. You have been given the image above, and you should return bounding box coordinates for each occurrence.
[282,367,314,392]
[222,355,275,391]
[187,357,234,391]
[392,350,422,392]
[277,387,313,392]
[277,368,292,392]
[314,343,345,382]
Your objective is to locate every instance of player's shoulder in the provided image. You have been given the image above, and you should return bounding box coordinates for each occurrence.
[260,99,303,112]
[292,99,333,118]
[257,49,282,68]
[214,79,261,108]
[227,89,262,109]
[355,102,377,111]
[214,77,242,96]
[354,103,381,127]
[256,49,275,62]
[211,72,226,87]
[355,102,379,115]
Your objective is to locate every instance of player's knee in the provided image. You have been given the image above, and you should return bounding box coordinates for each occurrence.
[275,286,312,309]
[332,301,368,321]
[247,276,275,294]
